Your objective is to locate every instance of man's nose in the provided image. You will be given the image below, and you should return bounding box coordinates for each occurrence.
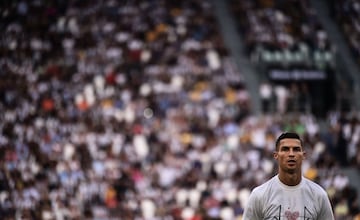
[289,149,295,156]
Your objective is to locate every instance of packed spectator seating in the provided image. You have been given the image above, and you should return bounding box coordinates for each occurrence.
[229,0,336,70]
[0,0,359,219]
[229,0,343,118]
[330,0,360,66]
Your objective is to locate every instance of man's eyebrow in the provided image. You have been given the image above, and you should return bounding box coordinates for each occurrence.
[281,145,301,147]
[280,145,302,149]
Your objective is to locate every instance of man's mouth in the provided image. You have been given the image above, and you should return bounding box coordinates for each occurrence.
[287,160,296,165]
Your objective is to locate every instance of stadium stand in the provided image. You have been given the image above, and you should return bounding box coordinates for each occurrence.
[228,0,335,69]
[330,0,360,66]
[0,0,359,219]
[228,0,340,118]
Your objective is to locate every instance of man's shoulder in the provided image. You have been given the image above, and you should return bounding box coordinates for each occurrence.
[302,177,328,196]
[251,175,278,195]
[302,177,324,188]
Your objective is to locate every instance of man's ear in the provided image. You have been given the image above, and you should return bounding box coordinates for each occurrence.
[302,151,306,159]
[273,151,278,159]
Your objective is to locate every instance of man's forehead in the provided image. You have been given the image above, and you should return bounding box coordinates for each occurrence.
[279,138,301,146]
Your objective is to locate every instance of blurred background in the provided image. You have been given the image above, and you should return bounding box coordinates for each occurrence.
[1,0,360,219]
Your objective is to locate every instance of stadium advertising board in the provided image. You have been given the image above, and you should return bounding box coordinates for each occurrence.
[269,69,327,81]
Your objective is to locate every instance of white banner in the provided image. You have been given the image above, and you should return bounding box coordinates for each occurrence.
[269,69,327,80]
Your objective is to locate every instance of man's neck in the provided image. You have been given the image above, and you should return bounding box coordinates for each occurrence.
[278,172,302,186]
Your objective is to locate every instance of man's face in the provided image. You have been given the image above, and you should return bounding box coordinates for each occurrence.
[273,138,306,174]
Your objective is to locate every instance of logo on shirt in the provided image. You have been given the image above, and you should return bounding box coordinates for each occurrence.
[266,205,314,219]
[285,211,299,220]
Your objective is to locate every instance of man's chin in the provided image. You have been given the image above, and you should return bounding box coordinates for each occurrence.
[286,168,297,174]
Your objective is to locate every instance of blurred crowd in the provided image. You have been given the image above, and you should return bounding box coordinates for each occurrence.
[330,0,360,66]
[229,0,342,118]
[229,0,335,69]
[0,0,360,219]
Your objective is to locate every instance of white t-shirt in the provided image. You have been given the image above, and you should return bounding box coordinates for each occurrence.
[243,175,334,220]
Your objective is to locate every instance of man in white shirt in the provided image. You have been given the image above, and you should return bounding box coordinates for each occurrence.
[243,132,334,220]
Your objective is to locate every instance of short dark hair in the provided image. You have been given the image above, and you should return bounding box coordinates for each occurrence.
[275,132,302,151]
